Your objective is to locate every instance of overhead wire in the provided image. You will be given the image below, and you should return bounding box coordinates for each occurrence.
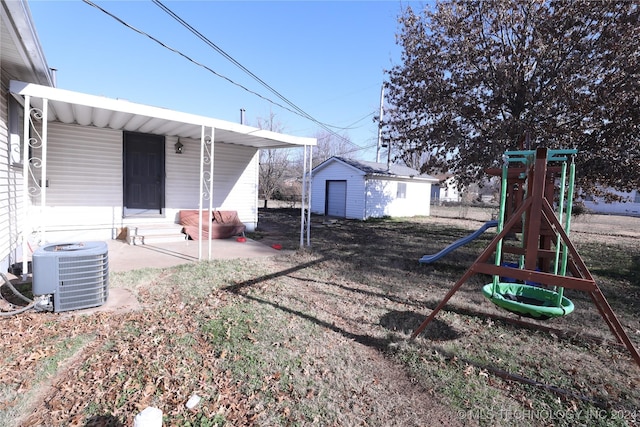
[82,0,366,149]
[151,0,364,148]
[81,1,303,118]
[152,0,349,131]
[340,142,379,156]
[344,111,377,129]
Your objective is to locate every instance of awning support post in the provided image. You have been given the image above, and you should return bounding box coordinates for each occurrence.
[198,126,214,260]
[21,95,30,280]
[299,144,313,248]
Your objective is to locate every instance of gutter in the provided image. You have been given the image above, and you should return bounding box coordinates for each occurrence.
[365,173,439,183]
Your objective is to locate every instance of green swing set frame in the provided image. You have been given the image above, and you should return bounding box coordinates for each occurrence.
[482,148,577,320]
[412,147,640,368]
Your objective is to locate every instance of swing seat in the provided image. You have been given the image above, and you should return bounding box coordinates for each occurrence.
[482,283,574,320]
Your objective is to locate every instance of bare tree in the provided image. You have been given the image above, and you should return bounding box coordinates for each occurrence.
[257,112,291,208]
[311,130,358,167]
[385,1,640,196]
[397,145,432,172]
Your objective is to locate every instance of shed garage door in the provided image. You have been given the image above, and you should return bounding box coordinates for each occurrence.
[326,180,347,217]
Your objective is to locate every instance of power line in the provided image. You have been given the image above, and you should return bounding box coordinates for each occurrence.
[344,111,376,129]
[150,0,363,147]
[81,0,364,149]
[152,1,332,128]
[80,0,304,118]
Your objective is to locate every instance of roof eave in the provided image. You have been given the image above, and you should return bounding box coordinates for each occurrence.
[365,173,439,183]
[2,1,54,86]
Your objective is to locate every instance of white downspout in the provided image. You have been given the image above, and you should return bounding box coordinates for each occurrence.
[364,179,368,220]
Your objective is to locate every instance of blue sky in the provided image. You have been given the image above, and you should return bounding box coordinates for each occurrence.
[29,1,426,160]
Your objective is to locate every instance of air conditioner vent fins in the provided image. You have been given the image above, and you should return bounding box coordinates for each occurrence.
[32,241,109,312]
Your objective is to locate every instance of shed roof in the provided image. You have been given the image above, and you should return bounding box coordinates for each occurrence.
[314,156,438,182]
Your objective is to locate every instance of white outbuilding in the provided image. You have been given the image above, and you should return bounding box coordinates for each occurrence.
[310,156,438,220]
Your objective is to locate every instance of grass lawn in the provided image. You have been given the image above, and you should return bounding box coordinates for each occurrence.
[1,206,639,426]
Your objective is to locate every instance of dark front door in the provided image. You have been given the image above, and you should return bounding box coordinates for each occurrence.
[123,132,165,213]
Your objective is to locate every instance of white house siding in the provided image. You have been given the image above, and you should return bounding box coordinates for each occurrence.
[311,161,366,219]
[1,73,12,271]
[164,135,199,218]
[365,178,431,218]
[400,180,431,217]
[31,122,122,242]
[583,189,640,216]
[215,148,259,232]
[30,125,262,243]
[439,177,461,203]
[0,73,26,271]
[165,136,259,231]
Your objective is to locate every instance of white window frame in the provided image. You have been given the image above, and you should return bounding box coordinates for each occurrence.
[397,182,407,199]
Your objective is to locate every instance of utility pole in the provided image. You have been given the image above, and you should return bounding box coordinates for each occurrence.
[376,85,384,163]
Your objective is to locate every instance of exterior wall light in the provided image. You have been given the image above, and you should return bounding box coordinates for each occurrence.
[175,140,184,154]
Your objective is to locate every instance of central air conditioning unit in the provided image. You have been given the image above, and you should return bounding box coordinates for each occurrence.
[32,241,109,313]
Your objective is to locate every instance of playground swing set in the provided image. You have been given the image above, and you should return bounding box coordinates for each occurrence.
[412,147,640,368]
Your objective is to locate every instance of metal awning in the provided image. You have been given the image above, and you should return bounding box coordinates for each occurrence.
[9,80,314,267]
[9,80,316,149]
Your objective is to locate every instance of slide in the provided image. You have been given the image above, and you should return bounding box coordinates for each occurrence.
[419,220,499,264]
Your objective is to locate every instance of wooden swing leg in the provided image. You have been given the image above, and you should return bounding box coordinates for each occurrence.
[410,269,475,340]
[411,203,529,340]
[588,289,640,367]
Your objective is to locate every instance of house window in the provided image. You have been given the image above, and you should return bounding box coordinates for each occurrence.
[634,190,640,203]
[8,96,25,166]
[397,182,407,199]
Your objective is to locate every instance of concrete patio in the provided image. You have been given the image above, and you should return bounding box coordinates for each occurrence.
[107,237,284,273]
[0,237,284,316]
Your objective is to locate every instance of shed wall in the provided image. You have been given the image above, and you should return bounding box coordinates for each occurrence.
[311,161,366,219]
[365,178,432,218]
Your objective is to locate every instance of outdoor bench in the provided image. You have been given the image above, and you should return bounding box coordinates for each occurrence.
[179,209,246,240]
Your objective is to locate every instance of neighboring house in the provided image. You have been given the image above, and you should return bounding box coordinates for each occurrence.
[581,188,640,216]
[310,156,438,219]
[431,173,462,204]
[431,173,501,206]
[0,1,315,272]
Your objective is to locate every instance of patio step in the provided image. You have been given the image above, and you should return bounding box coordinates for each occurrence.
[126,223,185,245]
